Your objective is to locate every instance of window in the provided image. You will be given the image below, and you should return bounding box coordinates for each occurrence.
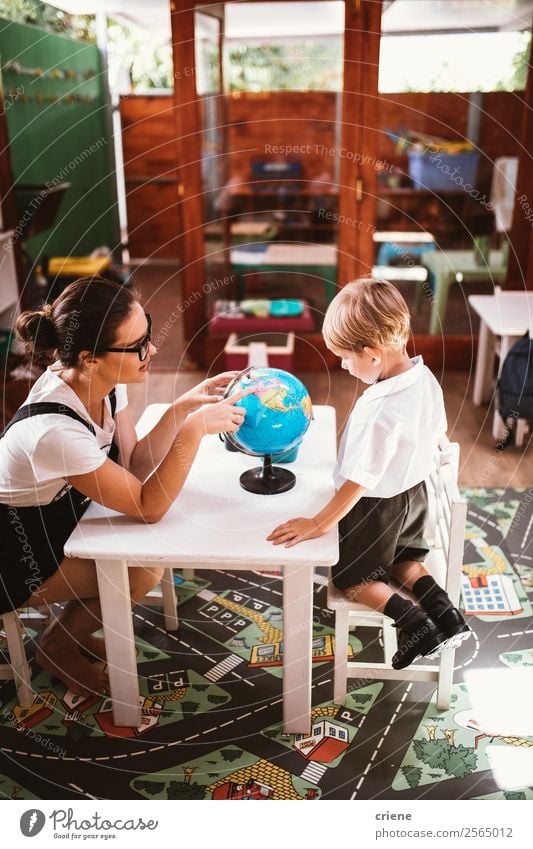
[379,32,530,92]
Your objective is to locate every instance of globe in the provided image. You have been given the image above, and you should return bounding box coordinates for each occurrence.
[224,367,313,494]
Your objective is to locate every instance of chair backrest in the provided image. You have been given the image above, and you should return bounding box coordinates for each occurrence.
[426,436,468,607]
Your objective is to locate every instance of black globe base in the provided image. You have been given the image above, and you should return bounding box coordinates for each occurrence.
[239,454,296,495]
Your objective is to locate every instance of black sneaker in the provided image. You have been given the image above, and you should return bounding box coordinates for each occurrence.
[392,615,447,670]
[424,607,472,657]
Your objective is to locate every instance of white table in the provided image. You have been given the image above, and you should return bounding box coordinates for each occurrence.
[469,292,533,443]
[65,405,339,733]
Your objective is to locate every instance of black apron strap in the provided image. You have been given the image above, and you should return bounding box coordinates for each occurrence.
[109,387,117,418]
[2,403,96,438]
[1,391,119,462]
[107,388,118,462]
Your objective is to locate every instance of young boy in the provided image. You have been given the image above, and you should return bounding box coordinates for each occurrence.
[267,278,471,669]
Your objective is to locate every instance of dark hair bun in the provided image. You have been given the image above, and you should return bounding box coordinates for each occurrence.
[16,306,60,362]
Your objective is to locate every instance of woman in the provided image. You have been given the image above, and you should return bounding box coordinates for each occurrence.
[0,278,246,697]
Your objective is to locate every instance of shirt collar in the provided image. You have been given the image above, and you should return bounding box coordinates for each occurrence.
[361,355,425,400]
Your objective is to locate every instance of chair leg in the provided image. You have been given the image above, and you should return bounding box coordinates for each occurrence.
[435,646,455,710]
[2,612,33,707]
[382,617,397,666]
[161,568,178,631]
[333,609,350,705]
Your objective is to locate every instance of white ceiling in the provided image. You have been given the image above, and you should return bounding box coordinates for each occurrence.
[46,0,533,43]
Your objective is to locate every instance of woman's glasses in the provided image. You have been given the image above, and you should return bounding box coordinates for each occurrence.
[97,313,152,362]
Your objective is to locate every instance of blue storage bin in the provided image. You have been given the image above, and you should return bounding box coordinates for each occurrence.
[408,150,480,191]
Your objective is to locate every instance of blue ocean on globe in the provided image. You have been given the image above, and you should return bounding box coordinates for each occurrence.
[227,367,312,457]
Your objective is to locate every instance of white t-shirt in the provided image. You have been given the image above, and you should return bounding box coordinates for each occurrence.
[0,361,128,507]
[334,356,447,498]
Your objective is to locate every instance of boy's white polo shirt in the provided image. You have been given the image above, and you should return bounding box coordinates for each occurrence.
[333,355,447,498]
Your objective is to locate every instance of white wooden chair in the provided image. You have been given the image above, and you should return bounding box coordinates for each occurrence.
[327,436,468,711]
[0,610,34,707]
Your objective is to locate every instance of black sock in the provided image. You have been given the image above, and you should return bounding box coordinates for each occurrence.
[384,593,425,627]
[412,575,453,617]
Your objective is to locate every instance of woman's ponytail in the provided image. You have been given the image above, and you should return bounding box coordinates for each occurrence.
[16,303,60,367]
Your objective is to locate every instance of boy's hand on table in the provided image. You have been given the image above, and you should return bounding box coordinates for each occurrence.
[267,517,324,548]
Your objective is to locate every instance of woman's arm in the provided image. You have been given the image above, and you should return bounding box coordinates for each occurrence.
[66,392,247,523]
[267,479,366,547]
[114,403,188,480]
[114,371,239,479]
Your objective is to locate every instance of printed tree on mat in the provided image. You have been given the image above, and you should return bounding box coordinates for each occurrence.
[413,738,477,779]
[400,766,422,789]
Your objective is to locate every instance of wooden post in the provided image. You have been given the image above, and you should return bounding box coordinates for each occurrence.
[337,0,382,288]
[170,1,208,365]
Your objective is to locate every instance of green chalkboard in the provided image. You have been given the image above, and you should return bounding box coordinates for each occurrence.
[0,18,118,262]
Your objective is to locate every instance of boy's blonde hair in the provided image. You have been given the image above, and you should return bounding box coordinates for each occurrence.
[322,277,411,352]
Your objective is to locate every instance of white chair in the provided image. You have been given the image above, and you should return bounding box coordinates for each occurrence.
[328,437,468,711]
[0,610,34,707]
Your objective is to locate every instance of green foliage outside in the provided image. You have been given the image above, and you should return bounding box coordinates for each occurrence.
[225,42,342,91]
[1,0,528,93]
[0,0,94,41]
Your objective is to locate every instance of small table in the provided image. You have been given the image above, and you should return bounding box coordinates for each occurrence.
[468,292,533,443]
[231,243,337,303]
[422,249,507,335]
[65,405,339,733]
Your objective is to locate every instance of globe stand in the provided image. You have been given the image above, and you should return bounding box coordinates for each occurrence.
[240,454,296,495]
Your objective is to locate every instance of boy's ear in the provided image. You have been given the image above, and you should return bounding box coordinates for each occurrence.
[363,345,381,364]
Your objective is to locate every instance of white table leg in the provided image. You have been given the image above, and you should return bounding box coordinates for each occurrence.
[96,558,141,727]
[473,319,495,405]
[283,563,313,734]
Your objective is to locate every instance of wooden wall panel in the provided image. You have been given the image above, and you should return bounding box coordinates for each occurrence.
[124,182,182,259]
[225,91,338,181]
[120,95,181,258]
[120,96,179,179]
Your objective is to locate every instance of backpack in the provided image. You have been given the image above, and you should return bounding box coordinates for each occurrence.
[496,333,533,449]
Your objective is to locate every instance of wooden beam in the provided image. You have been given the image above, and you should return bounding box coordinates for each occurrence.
[337,0,382,288]
[505,23,533,290]
[170,1,207,365]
